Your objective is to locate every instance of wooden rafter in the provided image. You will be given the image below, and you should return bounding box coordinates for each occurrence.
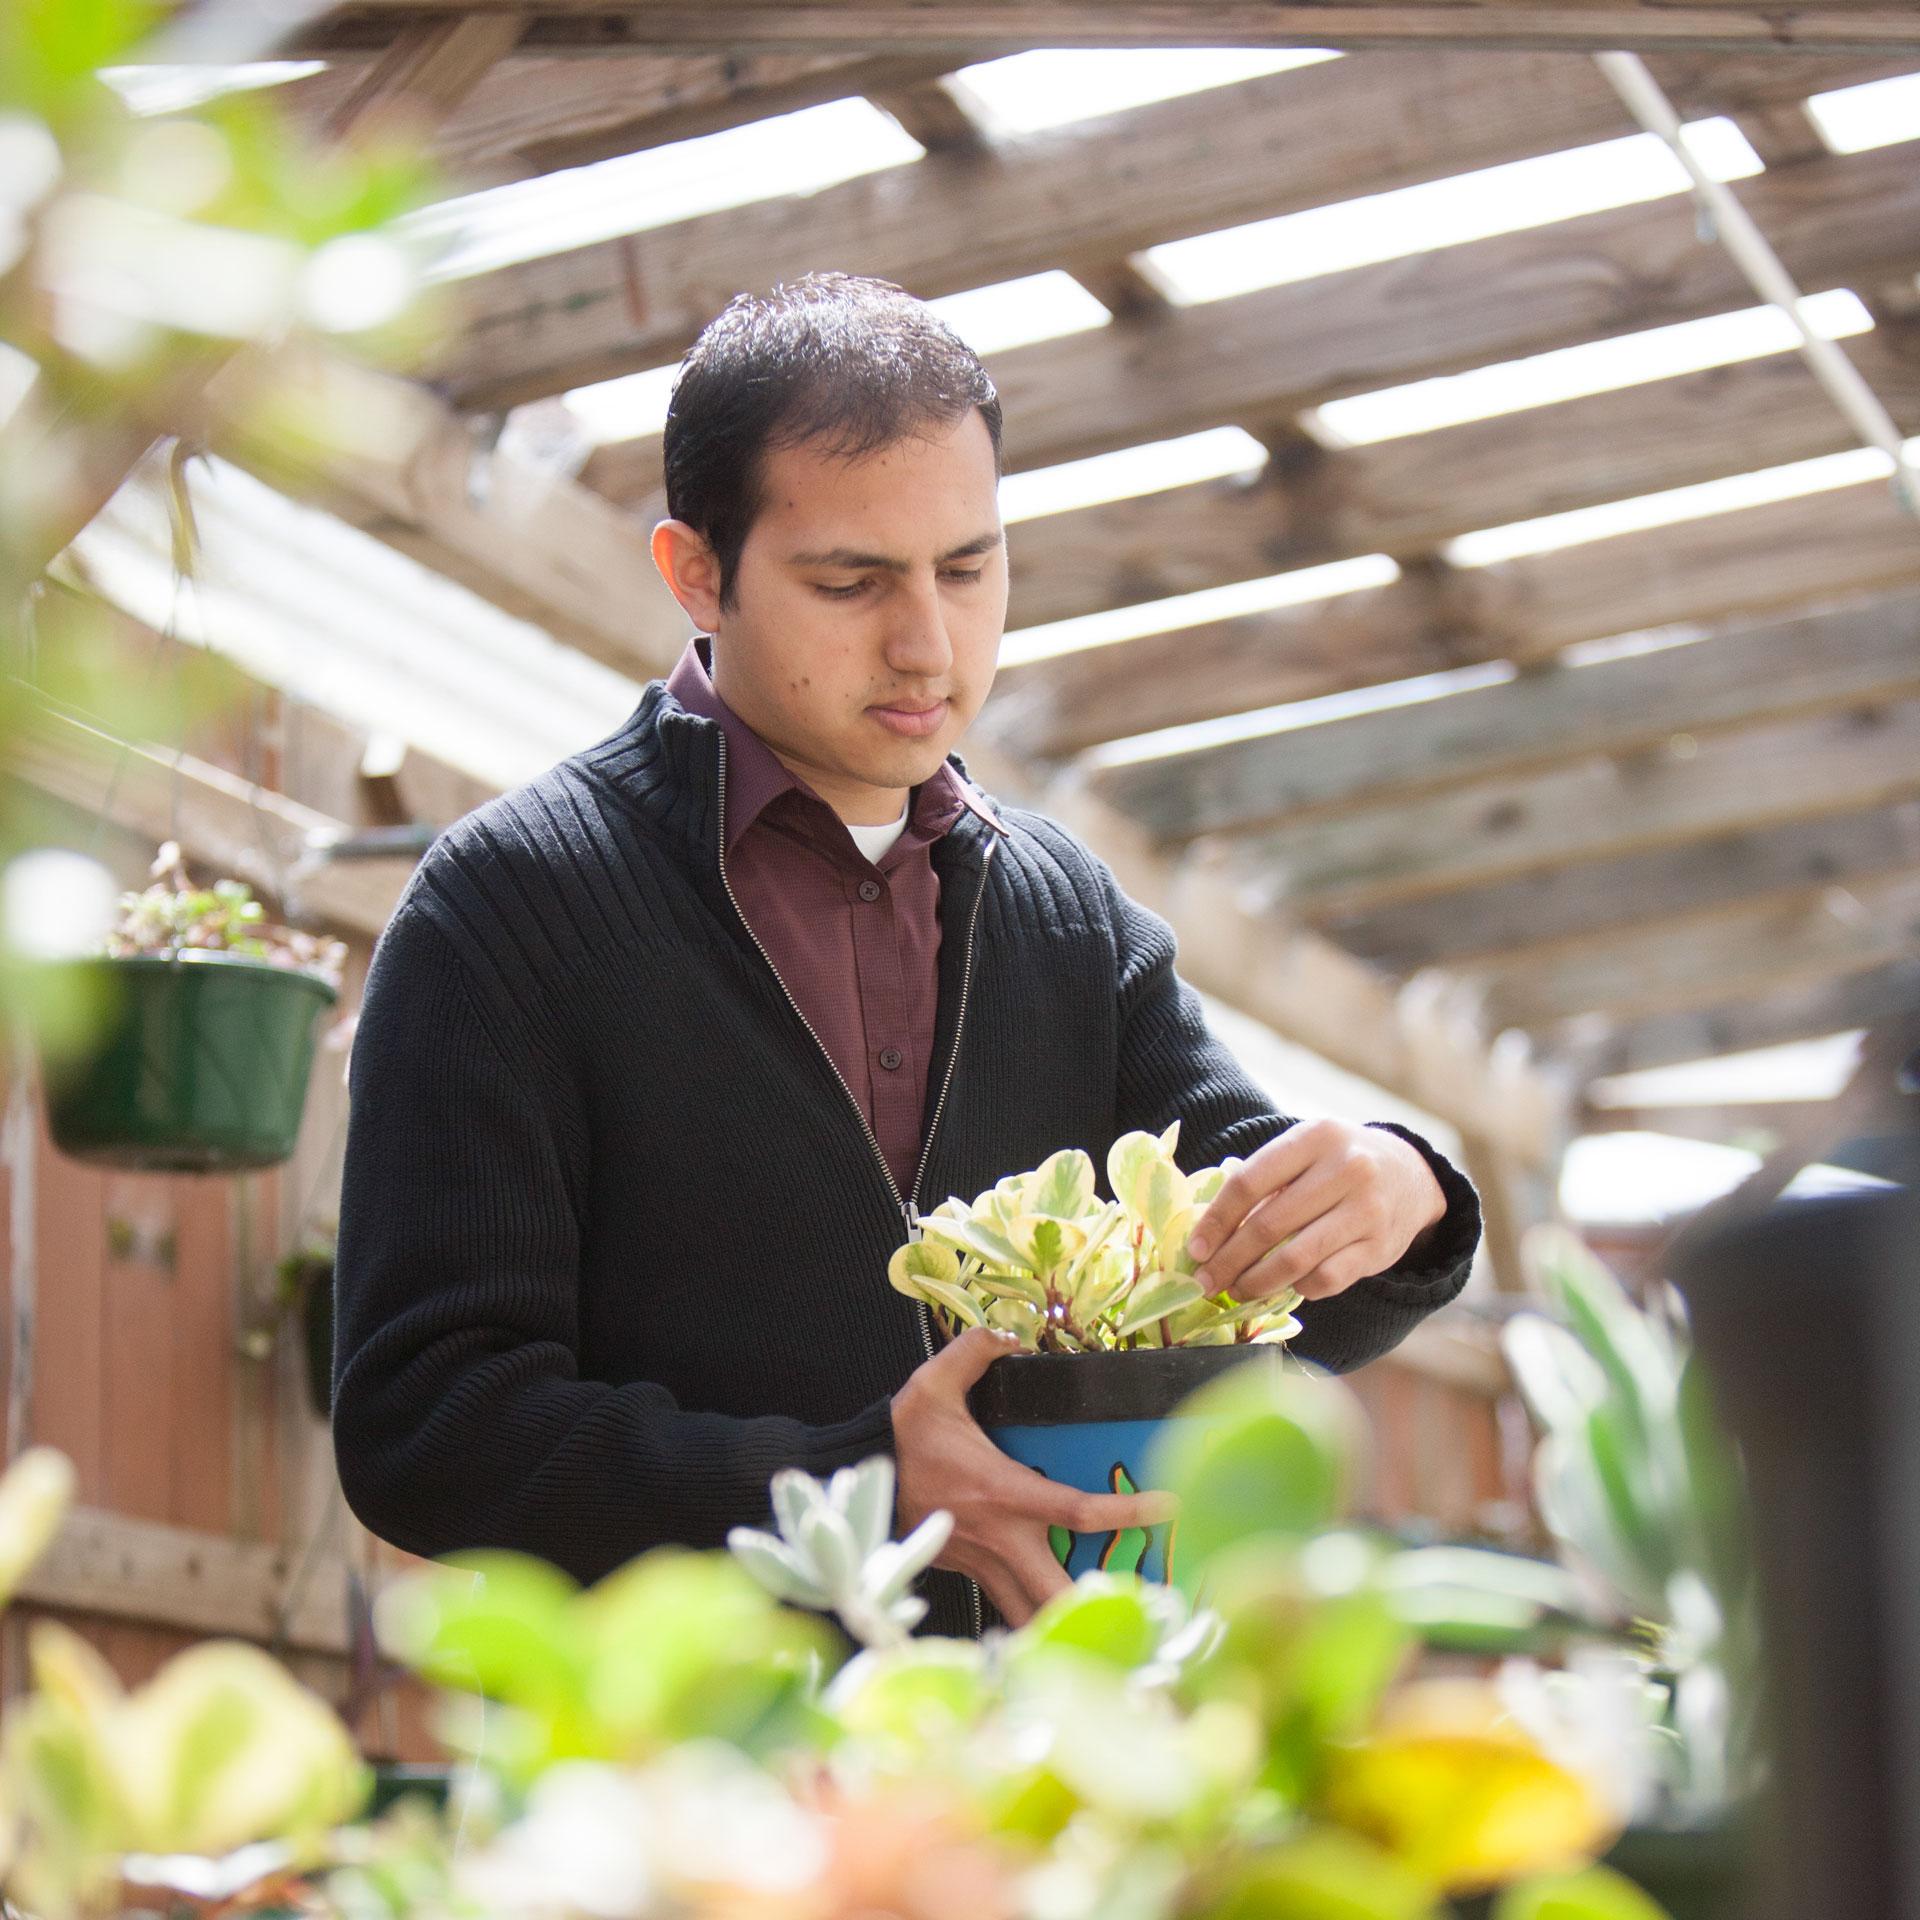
[208,352,687,680]
[569,136,1920,495]
[282,4,1920,59]
[1574,958,1920,1073]
[1075,588,1920,836]
[8,704,411,940]
[1469,864,1920,1029]
[1082,481,1920,838]
[1245,698,1920,918]
[995,325,1920,647]
[283,49,963,185]
[1326,804,1920,970]
[414,48,1912,411]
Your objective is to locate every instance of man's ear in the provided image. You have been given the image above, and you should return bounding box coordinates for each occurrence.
[650,519,725,631]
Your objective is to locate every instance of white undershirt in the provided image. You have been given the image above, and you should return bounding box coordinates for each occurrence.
[844,799,911,865]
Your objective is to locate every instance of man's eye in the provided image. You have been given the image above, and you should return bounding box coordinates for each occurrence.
[816,580,871,599]
[943,569,986,585]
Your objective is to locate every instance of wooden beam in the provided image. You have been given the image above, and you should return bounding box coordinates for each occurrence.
[315,10,529,141]
[285,4,1920,59]
[1469,864,1920,1029]
[1069,588,1920,835]
[283,49,962,187]
[1579,1097,1857,1143]
[1570,957,1920,1073]
[956,738,1571,1169]
[998,324,1920,643]
[576,134,1920,490]
[439,46,1915,411]
[19,1505,349,1656]
[7,705,412,940]
[1083,481,1920,839]
[1326,803,1920,969]
[1244,697,1920,918]
[210,352,687,680]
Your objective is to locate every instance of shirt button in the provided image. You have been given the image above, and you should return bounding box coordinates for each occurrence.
[857,878,882,902]
[878,1046,904,1071]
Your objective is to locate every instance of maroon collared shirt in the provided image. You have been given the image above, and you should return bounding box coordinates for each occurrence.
[666,638,1006,1200]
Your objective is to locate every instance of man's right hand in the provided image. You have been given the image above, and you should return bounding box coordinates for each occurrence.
[890,1326,1178,1628]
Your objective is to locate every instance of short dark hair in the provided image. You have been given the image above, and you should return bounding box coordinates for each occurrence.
[663,272,1004,611]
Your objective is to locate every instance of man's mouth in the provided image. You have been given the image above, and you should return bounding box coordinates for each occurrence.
[869,698,950,738]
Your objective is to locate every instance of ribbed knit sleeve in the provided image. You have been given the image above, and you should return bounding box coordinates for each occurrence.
[331,901,894,1585]
[1098,853,1482,1374]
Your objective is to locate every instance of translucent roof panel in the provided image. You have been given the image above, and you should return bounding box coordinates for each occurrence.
[1144,118,1763,305]
[1308,288,1873,446]
[402,98,925,282]
[1805,68,1920,154]
[70,455,642,792]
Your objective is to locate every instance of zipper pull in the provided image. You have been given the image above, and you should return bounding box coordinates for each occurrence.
[903,1200,923,1242]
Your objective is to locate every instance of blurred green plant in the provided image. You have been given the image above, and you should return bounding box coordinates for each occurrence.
[0,0,444,1069]
[1502,1224,1760,1816]
[0,1356,1709,1920]
[889,1123,1303,1352]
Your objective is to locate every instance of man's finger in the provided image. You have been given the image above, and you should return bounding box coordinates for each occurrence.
[1010,1478,1179,1535]
[1225,1209,1350,1302]
[921,1325,1023,1396]
[1196,1160,1348,1296]
[1187,1119,1329,1265]
[1290,1240,1382,1303]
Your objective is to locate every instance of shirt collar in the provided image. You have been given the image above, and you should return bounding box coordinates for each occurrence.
[664,636,1007,855]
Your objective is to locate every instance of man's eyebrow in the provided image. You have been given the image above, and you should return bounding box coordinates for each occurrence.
[785,529,1004,571]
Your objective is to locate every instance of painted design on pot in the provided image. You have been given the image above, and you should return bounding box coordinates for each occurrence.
[1048,1463,1180,1584]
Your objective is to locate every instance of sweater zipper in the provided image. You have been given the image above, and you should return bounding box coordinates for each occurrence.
[713,732,992,1639]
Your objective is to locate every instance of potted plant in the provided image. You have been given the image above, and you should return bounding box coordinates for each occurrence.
[37,841,347,1173]
[277,1229,338,1421]
[888,1121,1302,1582]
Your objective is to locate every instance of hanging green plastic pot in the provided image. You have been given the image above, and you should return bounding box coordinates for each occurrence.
[41,952,337,1173]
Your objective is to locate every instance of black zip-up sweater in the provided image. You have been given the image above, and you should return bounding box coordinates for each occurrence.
[331,678,1483,1635]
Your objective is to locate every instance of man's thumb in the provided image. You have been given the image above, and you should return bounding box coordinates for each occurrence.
[927,1325,1022,1395]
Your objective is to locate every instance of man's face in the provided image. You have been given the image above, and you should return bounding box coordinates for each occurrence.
[664,407,1007,824]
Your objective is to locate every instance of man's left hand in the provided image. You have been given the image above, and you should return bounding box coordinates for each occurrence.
[1184,1118,1448,1304]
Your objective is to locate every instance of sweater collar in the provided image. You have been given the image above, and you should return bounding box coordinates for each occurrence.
[579,638,1008,863]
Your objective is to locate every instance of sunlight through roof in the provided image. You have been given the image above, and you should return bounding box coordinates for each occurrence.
[999,427,1268,523]
[563,362,680,445]
[1445,440,1918,567]
[929,271,1111,355]
[1144,117,1763,305]
[1080,660,1516,771]
[98,62,326,115]
[950,48,1339,134]
[402,99,925,282]
[999,554,1398,669]
[1308,288,1873,445]
[1805,69,1920,154]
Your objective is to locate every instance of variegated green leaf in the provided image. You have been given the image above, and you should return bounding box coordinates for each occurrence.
[1114,1273,1206,1338]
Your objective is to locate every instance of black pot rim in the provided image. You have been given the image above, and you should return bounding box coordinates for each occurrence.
[966,1343,1281,1427]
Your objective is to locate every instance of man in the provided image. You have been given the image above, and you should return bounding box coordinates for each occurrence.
[332,273,1482,1636]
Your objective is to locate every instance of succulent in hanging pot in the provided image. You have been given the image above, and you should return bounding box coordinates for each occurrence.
[37,841,347,1174]
[887,1122,1304,1583]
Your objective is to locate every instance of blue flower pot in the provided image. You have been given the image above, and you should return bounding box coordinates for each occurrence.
[967,1345,1283,1582]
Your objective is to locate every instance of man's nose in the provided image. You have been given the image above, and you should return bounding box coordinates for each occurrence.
[884,575,955,679]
